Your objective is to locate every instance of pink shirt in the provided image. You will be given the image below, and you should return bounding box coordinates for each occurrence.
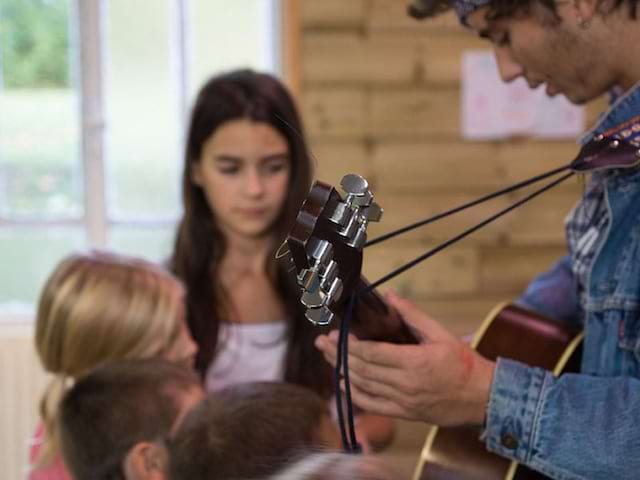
[28,423,71,480]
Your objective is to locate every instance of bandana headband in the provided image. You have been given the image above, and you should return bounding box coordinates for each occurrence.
[451,0,492,23]
[407,0,491,24]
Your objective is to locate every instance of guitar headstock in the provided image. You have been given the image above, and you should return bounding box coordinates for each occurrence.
[277,174,382,326]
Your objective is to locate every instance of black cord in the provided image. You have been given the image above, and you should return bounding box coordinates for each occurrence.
[362,171,575,294]
[365,163,571,248]
[342,295,360,452]
[335,293,362,453]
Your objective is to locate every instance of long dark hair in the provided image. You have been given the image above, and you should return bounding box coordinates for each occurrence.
[169,70,334,396]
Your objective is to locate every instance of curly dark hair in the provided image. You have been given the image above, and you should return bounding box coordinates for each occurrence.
[407,0,638,21]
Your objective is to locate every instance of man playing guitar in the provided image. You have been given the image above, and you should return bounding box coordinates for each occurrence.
[315,0,640,478]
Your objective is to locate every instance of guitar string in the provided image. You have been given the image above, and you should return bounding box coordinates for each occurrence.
[365,163,572,248]
[361,171,575,295]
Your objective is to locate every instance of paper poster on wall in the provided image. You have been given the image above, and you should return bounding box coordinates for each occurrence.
[462,50,585,140]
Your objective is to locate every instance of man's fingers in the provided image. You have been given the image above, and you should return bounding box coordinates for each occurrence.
[315,334,338,366]
[317,331,410,369]
[340,380,405,419]
[341,357,407,400]
[385,290,451,342]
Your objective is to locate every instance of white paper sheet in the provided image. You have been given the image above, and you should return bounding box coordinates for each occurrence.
[462,50,585,139]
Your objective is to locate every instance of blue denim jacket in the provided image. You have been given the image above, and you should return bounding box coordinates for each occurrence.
[483,83,640,480]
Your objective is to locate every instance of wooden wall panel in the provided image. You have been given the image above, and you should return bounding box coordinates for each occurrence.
[367,190,576,246]
[362,245,479,297]
[301,0,367,29]
[302,88,367,138]
[370,88,460,138]
[309,141,371,186]
[418,36,488,85]
[303,33,420,84]
[369,141,581,192]
[478,246,567,294]
[368,1,460,32]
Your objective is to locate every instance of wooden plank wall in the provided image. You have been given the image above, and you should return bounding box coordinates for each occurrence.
[298,0,603,336]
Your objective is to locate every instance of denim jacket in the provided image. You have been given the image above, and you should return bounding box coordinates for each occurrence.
[483,83,640,480]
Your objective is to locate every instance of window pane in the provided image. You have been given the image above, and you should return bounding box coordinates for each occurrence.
[0,226,86,311]
[109,224,176,264]
[105,0,182,220]
[190,0,279,96]
[0,0,82,219]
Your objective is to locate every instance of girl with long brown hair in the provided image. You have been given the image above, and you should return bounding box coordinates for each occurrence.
[169,69,395,449]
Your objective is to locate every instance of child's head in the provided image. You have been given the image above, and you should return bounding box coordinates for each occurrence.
[59,359,203,480]
[34,250,196,465]
[169,382,340,480]
[180,69,312,241]
[36,250,194,374]
[268,452,400,480]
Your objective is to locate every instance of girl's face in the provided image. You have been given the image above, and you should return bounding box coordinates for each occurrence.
[191,119,291,240]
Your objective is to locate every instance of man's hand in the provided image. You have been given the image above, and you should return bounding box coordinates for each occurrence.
[315,290,496,427]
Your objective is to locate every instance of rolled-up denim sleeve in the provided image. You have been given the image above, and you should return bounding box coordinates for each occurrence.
[516,255,581,326]
[484,358,640,479]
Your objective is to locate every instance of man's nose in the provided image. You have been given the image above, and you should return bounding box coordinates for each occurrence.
[494,46,524,83]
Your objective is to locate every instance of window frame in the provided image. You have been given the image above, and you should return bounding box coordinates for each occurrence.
[0,0,293,320]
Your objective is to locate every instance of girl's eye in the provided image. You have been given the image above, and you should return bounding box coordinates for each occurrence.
[218,166,239,175]
[264,162,287,174]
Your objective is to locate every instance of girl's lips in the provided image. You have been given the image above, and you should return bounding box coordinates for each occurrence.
[237,208,267,216]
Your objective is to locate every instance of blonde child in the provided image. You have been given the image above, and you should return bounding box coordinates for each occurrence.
[28,251,197,480]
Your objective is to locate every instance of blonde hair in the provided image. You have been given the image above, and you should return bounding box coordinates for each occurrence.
[34,250,185,467]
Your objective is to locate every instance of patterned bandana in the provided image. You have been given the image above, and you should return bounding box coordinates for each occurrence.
[451,0,491,24]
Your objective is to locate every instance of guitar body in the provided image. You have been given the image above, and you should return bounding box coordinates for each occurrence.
[414,303,583,480]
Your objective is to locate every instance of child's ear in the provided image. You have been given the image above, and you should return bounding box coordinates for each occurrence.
[123,441,169,480]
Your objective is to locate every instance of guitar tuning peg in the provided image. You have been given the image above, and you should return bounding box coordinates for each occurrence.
[305,306,335,326]
[366,202,383,222]
[340,174,369,196]
[349,190,373,207]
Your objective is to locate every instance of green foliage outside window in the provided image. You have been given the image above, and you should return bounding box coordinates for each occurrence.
[0,0,70,88]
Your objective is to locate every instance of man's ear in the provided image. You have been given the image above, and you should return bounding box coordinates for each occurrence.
[190,162,203,187]
[123,441,169,480]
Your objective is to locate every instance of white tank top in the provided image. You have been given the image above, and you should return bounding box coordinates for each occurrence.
[204,321,288,392]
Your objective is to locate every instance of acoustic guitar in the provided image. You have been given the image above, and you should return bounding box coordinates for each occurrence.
[280,134,638,478]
